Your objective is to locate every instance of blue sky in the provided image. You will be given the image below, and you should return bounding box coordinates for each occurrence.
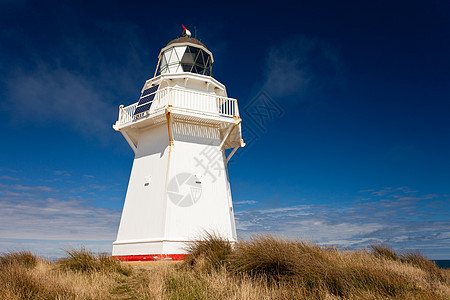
[0,0,449,259]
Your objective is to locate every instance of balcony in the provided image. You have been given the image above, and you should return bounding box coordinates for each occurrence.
[114,87,240,130]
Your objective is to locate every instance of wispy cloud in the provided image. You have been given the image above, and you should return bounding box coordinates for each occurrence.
[0,176,19,181]
[0,172,122,257]
[0,197,119,241]
[4,66,115,138]
[1,19,151,140]
[235,187,450,258]
[0,238,114,260]
[263,35,344,100]
[54,170,71,177]
[234,200,258,206]
[0,183,56,192]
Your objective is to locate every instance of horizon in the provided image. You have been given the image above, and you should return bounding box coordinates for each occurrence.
[0,0,449,259]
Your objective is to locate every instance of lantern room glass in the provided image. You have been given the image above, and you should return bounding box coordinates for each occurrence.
[160,45,212,76]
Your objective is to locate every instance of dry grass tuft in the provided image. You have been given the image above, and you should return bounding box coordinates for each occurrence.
[228,235,319,280]
[0,238,449,299]
[0,250,38,269]
[370,243,400,261]
[0,260,75,299]
[401,250,447,283]
[58,247,132,276]
[184,232,233,271]
[188,235,450,299]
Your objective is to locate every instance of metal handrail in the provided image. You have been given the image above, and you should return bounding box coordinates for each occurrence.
[117,87,239,127]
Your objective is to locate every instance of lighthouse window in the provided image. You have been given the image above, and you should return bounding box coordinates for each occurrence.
[180,46,212,76]
[181,48,196,64]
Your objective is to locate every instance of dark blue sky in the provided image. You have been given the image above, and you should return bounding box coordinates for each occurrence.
[0,0,449,258]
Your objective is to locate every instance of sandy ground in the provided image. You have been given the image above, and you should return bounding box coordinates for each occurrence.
[125,260,183,268]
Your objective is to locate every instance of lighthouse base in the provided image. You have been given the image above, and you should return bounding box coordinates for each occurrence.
[112,239,189,261]
[113,254,186,261]
[113,122,237,259]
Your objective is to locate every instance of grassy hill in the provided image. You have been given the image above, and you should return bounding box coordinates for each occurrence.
[1,234,449,299]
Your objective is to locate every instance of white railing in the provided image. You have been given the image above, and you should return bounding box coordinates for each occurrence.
[118,103,138,125]
[117,87,239,127]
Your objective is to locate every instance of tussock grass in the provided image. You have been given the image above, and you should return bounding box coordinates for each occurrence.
[370,243,400,261]
[0,260,75,299]
[184,235,450,299]
[225,236,408,297]
[0,238,449,299]
[401,250,445,282]
[58,247,132,276]
[228,235,317,280]
[0,250,38,269]
[184,232,233,271]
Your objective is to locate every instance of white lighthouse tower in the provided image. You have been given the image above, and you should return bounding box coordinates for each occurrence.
[112,29,244,261]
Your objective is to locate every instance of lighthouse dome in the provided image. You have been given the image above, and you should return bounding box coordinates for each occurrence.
[158,36,213,76]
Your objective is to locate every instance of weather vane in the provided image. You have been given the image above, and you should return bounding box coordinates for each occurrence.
[182,24,191,37]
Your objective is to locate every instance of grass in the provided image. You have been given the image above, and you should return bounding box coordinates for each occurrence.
[184,232,233,271]
[370,243,400,261]
[0,251,75,299]
[0,250,38,269]
[0,236,449,299]
[58,247,132,276]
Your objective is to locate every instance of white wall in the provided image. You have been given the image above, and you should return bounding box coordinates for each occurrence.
[113,121,237,256]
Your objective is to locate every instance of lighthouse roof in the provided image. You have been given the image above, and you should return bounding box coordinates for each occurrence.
[166,36,207,48]
[158,36,214,76]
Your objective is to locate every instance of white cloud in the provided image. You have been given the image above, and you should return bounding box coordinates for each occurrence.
[262,35,344,100]
[0,174,122,257]
[0,197,120,241]
[5,67,114,137]
[234,188,450,258]
[0,238,114,259]
[0,176,19,181]
[0,183,56,192]
[234,200,257,205]
[2,20,151,140]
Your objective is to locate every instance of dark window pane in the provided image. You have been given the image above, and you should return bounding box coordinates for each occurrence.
[181,63,193,72]
[181,48,195,64]
[179,46,212,76]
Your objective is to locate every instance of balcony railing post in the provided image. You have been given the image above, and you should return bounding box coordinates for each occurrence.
[119,105,124,123]
[117,87,240,126]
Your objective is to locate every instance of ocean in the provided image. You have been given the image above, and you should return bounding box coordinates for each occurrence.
[434,260,450,269]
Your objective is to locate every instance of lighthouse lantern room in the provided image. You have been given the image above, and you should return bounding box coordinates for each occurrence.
[112,28,244,261]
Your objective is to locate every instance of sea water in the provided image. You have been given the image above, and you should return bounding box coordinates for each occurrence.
[434,260,450,269]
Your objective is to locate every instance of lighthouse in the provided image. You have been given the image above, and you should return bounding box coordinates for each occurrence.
[112,28,244,261]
